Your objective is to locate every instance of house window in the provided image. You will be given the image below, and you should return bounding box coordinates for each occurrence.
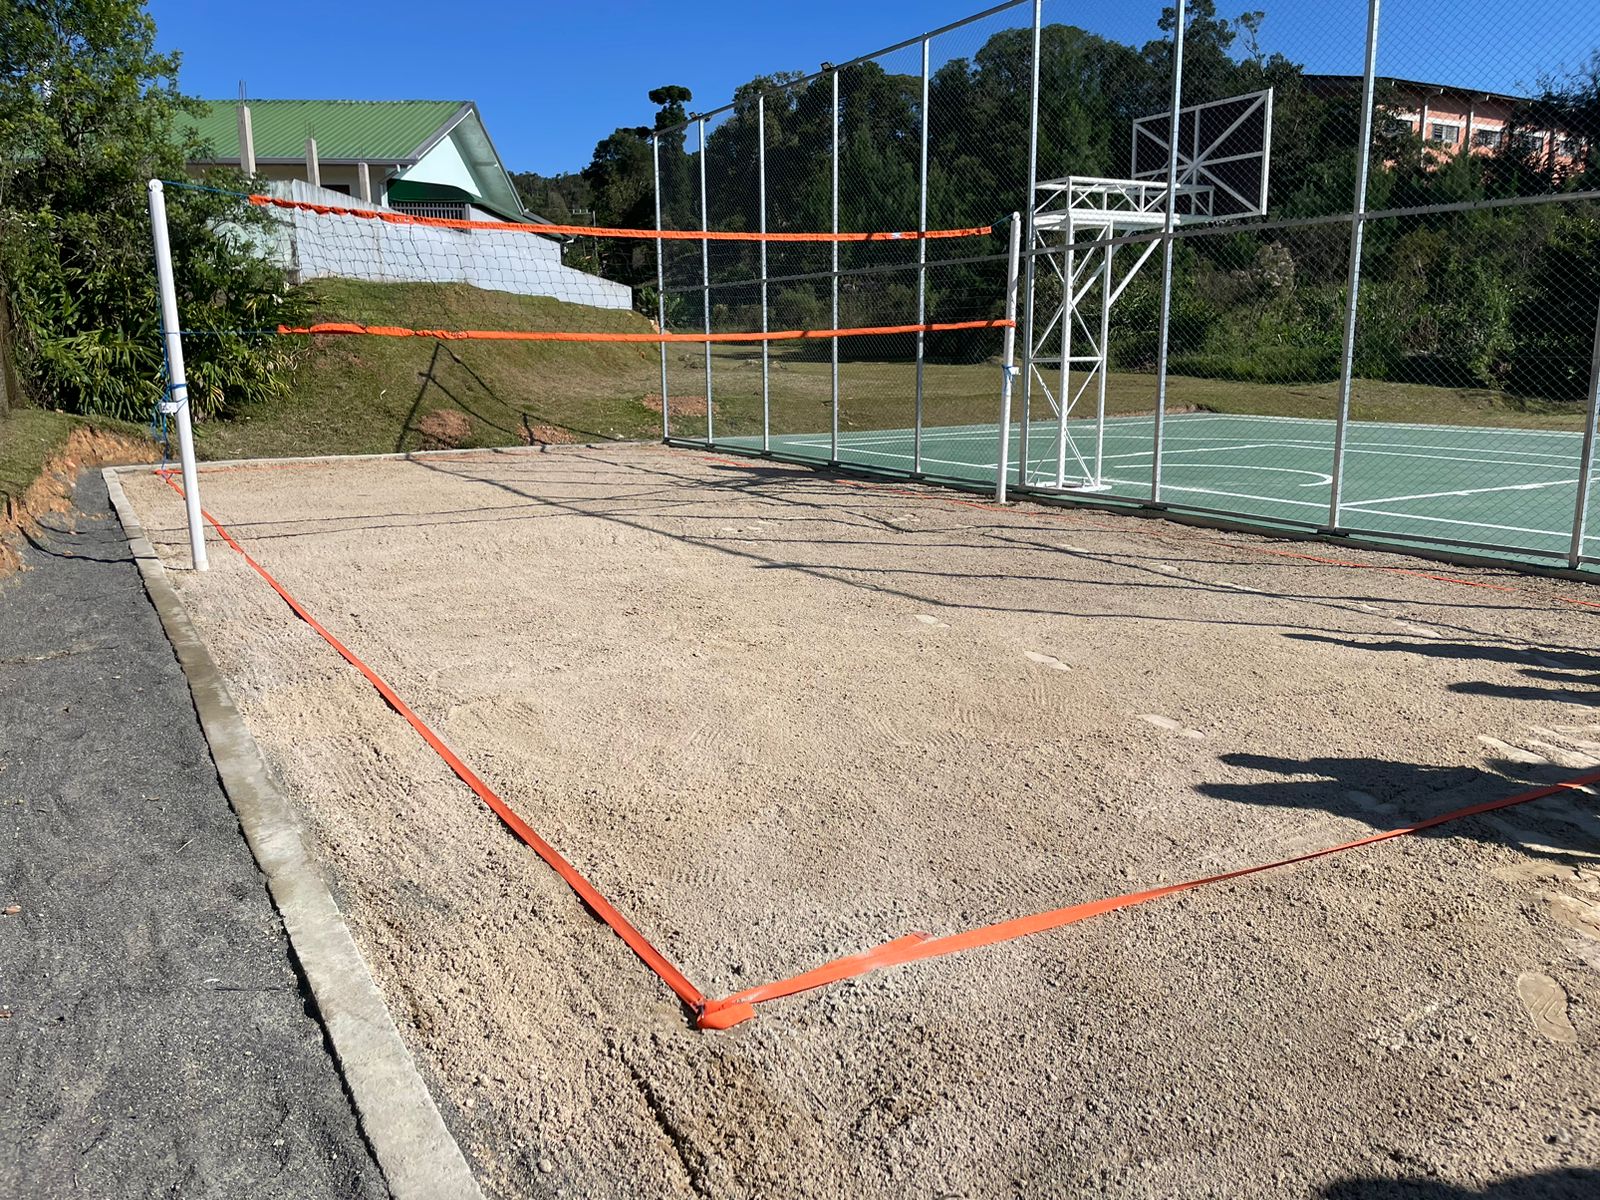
[1513,131,1546,155]
[1472,127,1502,149]
[391,199,468,221]
[1557,136,1582,158]
[1429,122,1459,145]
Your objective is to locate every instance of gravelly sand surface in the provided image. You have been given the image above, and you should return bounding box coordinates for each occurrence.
[122,444,1599,1199]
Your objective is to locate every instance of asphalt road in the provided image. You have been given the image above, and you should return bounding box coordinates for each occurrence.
[0,472,386,1199]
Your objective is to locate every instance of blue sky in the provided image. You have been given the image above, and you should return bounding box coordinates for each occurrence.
[150,0,1597,176]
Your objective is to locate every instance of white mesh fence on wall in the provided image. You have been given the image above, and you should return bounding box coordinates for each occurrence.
[254,180,633,310]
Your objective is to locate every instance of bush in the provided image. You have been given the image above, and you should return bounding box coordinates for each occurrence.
[0,1,303,423]
[1168,345,1339,384]
[1109,286,1219,369]
[0,183,306,423]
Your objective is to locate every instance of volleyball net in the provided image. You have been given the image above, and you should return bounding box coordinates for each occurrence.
[156,177,1021,470]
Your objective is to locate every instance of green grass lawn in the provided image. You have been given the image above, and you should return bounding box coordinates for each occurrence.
[196,280,665,460]
[191,278,1590,462]
[0,408,152,511]
[0,409,79,511]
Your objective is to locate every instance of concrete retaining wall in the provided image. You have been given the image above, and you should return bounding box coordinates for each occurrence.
[256,180,634,311]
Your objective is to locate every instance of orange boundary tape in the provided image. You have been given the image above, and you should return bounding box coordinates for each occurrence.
[695,768,1600,1027]
[276,319,1014,344]
[156,472,706,1012]
[248,194,993,242]
[156,463,1598,1032]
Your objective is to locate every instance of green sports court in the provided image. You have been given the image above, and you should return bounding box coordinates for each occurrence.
[719,411,1598,566]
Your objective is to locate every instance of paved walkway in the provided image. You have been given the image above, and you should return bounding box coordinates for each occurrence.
[0,472,386,1199]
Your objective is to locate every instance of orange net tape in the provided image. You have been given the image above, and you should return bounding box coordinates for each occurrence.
[249,194,994,242]
[276,319,1016,343]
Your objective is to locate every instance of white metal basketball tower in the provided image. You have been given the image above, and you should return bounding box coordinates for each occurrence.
[1023,89,1274,493]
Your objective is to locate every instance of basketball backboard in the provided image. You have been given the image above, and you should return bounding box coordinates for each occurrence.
[1131,88,1273,220]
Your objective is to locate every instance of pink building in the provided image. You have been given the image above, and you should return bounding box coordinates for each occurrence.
[1303,75,1587,176]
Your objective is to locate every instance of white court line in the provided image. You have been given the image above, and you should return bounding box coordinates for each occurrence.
[770,438,997,471]
[1338,506,1583,542]
[1100,441,1321,462]
[779,418,1574,465]
[1338,444,1581,467]
[1101,477,1331,510]
[1002,419,1577,466]
[1137,462,1332,486]
[1132,416,1585,463]
[762,415,1590,485]
[1180,412,1584,438]
[1341,478,1579,508]
[769,437,1587,492]
[757,432,1596,543]
[1096,435,1579,468]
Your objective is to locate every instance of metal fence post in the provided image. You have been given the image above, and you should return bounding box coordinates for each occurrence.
[146,179,208,572]
[698,117,714,444]
[996,213,1023,504]
[914,37,931,476]
[1568,299,1600,567]
[830,67,841,465]
[1328,0,1382,529]
[1057,239,1074,488]
[652,135,670,441]
[1018,0,1042,487]
[1095,238,1113,485]
[1150,0,1186,503]
[757,93,771,453]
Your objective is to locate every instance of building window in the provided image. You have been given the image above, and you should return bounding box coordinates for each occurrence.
[1557,136,1582,158]
[1512,131,1546,155]
[391,199,468,221]
[1429,122,1459,145]
[1472,127,1503,149]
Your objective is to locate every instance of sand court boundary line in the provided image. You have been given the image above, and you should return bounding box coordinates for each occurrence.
[134,452,1600,1032]
[104,466,485,1200]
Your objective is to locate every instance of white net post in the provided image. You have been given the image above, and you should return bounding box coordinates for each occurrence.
[996,213,1023,504]
[146,179,208,572]
[698,117,714,444]
[652,136,670,441]
[1569,299,1600,567]
[758,93,771,452]
[830,68,841,464]
[1328,0,1383,529]
[1150,0,1187,504]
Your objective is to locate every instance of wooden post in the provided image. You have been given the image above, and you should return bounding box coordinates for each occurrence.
[0,284,19,420]
[305,137,320,188]
[357,161,372,204]
[237,103,256,175]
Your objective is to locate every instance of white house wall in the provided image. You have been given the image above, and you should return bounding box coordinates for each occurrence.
[256,180,632,311]
[398,131,478,195]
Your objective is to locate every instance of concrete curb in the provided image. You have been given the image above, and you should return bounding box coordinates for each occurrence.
[103,467,484,1200]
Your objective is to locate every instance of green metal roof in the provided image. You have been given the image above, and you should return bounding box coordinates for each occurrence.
[182,99,465,162]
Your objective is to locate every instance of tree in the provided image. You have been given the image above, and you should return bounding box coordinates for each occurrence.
[1150,0,1241,103]
[649,85,695,230]
[0,0,301,421]
[553,9,1595,400]
[570,85,703,287]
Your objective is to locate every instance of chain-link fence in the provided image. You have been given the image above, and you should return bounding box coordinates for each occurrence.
[655,0,1600,573]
